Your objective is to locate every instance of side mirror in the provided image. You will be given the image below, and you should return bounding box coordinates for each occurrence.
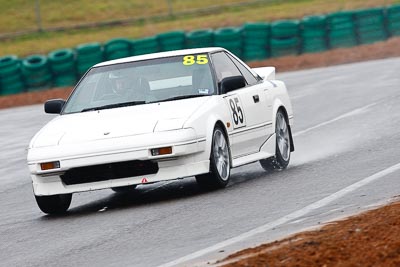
[221,76,246,94]
[44,99,66,114]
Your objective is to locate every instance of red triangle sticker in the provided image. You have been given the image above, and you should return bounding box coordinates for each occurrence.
[141,178,148,183]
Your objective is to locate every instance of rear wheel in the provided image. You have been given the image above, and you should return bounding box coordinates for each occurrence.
[260,110,291,171]
[196,126,231,190]
[35,194,72,215]
[111,185,137,193]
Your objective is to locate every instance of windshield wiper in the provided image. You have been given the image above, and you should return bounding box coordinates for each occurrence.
[149,94,209,104]
[81,100,146,112]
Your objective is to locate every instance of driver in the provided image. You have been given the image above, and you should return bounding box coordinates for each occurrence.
[109,71,131,97]
[108,71,154,102]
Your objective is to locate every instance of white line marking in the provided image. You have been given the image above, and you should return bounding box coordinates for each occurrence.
[293,102,377,137]
[158,162,400,267]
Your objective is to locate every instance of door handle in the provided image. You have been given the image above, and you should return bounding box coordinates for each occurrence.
[253,95,259,103]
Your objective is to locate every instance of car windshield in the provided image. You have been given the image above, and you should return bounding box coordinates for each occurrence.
[62,54,216,114]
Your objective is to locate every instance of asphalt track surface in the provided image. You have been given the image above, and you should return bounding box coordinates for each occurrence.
[1,57,400,266]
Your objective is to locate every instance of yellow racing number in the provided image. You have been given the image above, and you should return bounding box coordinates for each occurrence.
[196,55,208,64]
[182,55,209,66]
[183,55,196,66]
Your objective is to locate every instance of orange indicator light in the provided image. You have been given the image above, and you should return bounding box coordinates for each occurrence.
[40,161,60,170]
[151,147,172,156]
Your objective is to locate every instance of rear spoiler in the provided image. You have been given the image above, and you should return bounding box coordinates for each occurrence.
[252,67,275,80]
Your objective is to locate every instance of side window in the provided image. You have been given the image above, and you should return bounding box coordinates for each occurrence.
[211,52,242,83]
[227,53,258,85]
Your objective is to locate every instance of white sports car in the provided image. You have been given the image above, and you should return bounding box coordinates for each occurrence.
[27,47,294,214]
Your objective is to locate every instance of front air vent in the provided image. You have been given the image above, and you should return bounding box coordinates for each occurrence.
[60,160,158,185]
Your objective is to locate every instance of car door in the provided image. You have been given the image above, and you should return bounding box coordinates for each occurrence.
[227,52,274,136]
[211,51,271,159]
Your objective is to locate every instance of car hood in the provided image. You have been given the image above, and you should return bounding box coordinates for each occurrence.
[30,97,210,148]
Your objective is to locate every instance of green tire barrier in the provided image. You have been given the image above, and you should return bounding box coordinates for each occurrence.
[355,8,386,44]
[54,75,77,87]
[48,48,77,87]
[131,37,159,56]
[327,11,357,49]
[387,5,400,36]
[76,42,103,76]
[186,29,214,48]
[270,20,300,57]
[270,37,300,57]
[21,55,52,91]
[271,20,300,38]
[214,27,243,57]
[355,7,385,24]
[0,55,24,95]
[104,38,132,60]
[301,15,328,53]
[243,49,270,61]
[157,31,186,52]
[243,22,270,45]
[242,22,270,61]
[387,21,400,36]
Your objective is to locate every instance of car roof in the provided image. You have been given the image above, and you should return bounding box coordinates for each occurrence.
[95,47,225,67]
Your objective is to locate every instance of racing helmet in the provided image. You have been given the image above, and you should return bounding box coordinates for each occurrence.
[109,71,130,95]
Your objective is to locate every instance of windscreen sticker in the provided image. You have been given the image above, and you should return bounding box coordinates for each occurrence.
[198,88,209,94]
[182,55,209,66]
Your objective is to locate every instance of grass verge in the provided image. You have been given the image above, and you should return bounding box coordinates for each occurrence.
[1,0,399,57]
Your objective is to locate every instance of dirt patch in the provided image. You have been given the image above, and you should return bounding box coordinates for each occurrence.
[219,200,400,267]
[249,37,400,72]
[0,87,73,110]
[1,37,400,110]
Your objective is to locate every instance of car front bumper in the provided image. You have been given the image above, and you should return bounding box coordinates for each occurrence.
[27,128,209,196]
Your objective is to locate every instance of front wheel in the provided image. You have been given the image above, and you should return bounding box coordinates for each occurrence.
[196,126,231,190]
[35,193,72,215]
[260,110,291,171]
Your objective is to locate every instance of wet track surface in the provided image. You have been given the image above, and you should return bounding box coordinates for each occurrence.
[1,57,400,266]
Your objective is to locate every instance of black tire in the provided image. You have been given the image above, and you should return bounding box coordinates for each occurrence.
[260,110,291,171]
[35,194,72,215]
[196,126,231,190]
[111,185,137,193]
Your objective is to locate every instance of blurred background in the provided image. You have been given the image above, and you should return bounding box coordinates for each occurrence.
[0,0,399,96]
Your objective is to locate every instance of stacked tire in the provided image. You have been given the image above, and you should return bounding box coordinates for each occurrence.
[270,20,300,57]
[48,49,76,87]
[76,43,103,77]
[242,22,270,61]
[22,55,52,91]
[301,15,328,53]
[131,37,159,56]
[186,29,214,48]
[104,38,132,60]
[214,27,243,58]
[387,4,400,37]
[327,11,357,48]
[355,7,387,44]
[157,31,186,52]
[0,55,24,95]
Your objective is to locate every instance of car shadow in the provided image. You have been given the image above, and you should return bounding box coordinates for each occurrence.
[39,164,301,219]
[39,178,205,219]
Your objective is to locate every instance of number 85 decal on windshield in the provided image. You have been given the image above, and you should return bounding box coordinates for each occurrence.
[226,95,246,129]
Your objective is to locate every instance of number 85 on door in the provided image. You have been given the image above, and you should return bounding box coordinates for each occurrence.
[225,95,246,129]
